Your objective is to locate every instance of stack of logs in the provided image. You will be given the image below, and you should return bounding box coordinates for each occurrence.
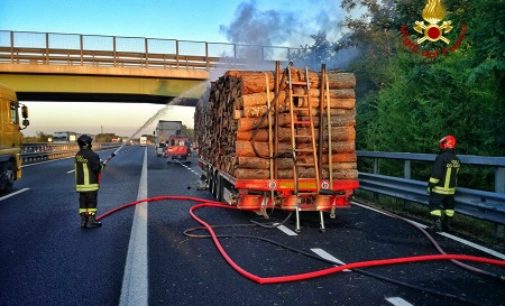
[194,67,357,180]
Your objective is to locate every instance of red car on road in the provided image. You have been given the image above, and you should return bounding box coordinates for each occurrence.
[165,136,191,161]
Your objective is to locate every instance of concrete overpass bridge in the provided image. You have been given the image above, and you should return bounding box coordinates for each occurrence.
[0,30,297,105]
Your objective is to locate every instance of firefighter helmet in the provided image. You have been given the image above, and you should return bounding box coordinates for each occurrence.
[439,135,456,149]
[77,134,93,149]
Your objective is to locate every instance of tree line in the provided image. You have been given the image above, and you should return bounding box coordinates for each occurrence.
[290,0,504,157]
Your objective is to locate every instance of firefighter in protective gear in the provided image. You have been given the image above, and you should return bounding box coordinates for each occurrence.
[428,135,460,232]
[75,134,104,228]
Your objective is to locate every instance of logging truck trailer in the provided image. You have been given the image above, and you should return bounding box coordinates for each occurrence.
[198,158,358,212]
[195,62,359,230]
[0,84,29,193]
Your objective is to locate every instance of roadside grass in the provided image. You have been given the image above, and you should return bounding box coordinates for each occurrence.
[353,190,505,253]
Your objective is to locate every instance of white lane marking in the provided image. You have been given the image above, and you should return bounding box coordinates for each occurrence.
[438,232,505,260]
[351,201,505,260]
[173,159,201,177]
[66,169,75,174]
[273,223,298,236]
[310,248,351,272]
[386,297,414,306]
[352,201,397,219]
[0,188,30,202]
[119,147,148,306]
[353,201,428,229]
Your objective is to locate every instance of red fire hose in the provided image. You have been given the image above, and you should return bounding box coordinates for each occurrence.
[96,195,505,285]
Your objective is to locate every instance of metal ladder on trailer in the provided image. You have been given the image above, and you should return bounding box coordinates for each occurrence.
[286,65,321,232]
[319,64,335,221]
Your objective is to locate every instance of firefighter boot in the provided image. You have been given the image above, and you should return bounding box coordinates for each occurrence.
[430,217,443,232]
[80,213,88,228]
[86,213,102,228]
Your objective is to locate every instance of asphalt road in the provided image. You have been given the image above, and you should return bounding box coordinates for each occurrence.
[1,145,504,306]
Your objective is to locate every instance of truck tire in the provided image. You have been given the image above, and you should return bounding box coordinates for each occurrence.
[0,161,15,194]
[214,174,223,201]
[211,172,217,199]
[209,173,215,196]
[211,172,221,200]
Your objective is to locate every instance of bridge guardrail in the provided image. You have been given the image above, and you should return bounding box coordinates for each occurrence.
[21,143,121,164]
[0,30,300,70]
[357,151,505,237]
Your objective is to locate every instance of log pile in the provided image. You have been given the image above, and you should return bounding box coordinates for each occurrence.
[194,66,357,180]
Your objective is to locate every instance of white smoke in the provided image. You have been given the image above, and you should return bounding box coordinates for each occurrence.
[218,0,358,71]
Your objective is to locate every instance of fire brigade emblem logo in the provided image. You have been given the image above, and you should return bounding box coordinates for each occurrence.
[414,0,452,44]
[400,0,467,58]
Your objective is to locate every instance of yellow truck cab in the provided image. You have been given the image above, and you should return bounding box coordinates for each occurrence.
[0,84,29,193]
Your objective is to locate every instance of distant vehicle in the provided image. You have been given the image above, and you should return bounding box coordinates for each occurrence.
[139,136,147,146]
[155,120,182,157]
[156,142,166,156]
[0,83,29,193]
[53,131,77,143]
[165,135,191,162]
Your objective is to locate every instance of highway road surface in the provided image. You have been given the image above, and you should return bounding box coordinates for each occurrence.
[1,145,504,306]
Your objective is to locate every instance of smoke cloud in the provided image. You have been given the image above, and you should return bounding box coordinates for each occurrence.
[218,0,358,71]
[219,1,300,46]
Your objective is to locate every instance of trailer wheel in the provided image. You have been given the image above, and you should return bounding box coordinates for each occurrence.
[211,172,218,199]
[0,161,15,194]
[211,172,222,200]
[209,172,215,196]
[215,174,222,201]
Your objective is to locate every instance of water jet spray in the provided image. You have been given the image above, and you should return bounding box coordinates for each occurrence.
[102,83,207,165]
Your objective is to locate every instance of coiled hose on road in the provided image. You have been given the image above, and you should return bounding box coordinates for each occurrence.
[96,195,505,285]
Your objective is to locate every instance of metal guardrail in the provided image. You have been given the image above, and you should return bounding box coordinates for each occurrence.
[357,151,505,236]
[21,143,120,164]
[0,30,301,70]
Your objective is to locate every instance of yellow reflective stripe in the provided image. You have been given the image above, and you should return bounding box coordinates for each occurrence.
[433,186,455,195]
[444,167,452,189]
[430,209,442,217]
[444,209,455,217]
[79,208,88,214]
[76,184,99,192]
[83,162,90,186]
[88,208,97,213]
[429,177,440,184]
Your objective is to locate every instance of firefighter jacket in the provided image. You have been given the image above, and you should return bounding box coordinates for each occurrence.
[429,149,460,195]
[75,148,104,192]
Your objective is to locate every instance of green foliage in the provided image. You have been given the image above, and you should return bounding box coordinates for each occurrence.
[288,32,338,69]
[181,125,194,139]
[94,133,119,143]
[340,0,505,157]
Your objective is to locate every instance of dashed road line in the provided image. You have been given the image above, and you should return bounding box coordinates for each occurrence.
[66,169,75,174]
[273,223,298,236]
[438,232,505,260]
[119,147,148,306]
[173,159,201,177]
[352,200,505,260]
[385,297,413,306]
[310,248,351,272]
[0,188,30,202]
